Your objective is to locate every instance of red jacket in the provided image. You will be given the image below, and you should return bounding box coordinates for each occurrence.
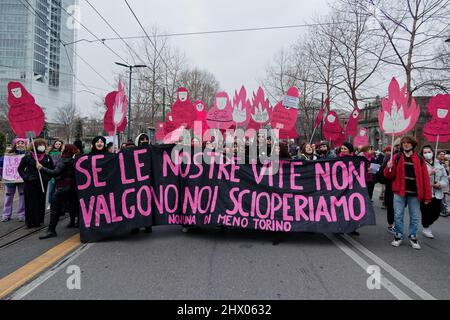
[384,152,432,202]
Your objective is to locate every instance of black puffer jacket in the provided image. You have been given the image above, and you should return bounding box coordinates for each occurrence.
[18,152,54,186]
[39,157,77,190]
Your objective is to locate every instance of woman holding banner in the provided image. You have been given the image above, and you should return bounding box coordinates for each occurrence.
[18,139,54,228]
[420,146,448,239]
[37,144,80,239]
[90,136,107,154]
[1,138,27,222]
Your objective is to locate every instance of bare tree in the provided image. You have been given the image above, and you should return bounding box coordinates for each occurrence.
[55,104,77,143]
[365,0,450,95]
[178,68,220,107]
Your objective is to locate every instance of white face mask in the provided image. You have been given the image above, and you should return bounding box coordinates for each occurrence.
[37,146,46,153]
[424,153,433,160]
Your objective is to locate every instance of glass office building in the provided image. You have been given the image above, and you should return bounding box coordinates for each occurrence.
[0,0,76,120]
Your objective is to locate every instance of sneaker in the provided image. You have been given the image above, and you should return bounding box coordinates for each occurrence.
[1,217,11,222]
[409,237,421,250]
[422,228,434,239]
[391,237,403,247]
[440,211,450,217]
[39,230,57,240]
[387,225,396,235]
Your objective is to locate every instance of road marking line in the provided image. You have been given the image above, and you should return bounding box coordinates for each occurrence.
[326,234,412,300]
[342,234,436,300]
[8,242,94,300]
[0,234,81,299]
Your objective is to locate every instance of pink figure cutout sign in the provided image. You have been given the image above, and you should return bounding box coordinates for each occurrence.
[171,87,196,129]
[270,87,300,132]
[378,77,420,137]
[193,100,208,139]
[232,86,251,128]
[155,122,165,142]
[345,106,361,139]
[353,127,369,148]
[104,81,128,135]
[7,82,45,138]
[247,87,271,132]
[322,111,345,146]
[424,94,450,143]
[206,92,234,130]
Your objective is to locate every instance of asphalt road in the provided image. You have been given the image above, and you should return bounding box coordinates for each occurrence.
[2,187,450,300]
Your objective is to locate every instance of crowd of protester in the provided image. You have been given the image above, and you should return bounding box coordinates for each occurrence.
[1,132,449,250]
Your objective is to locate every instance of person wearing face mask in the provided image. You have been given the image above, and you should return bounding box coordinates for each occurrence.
[90,136,107,154]
[420,146,448,239]
[130,133,152,235]
[384,136,432,250]
[18,139,54,228]
[37,145,81,239]
[1,138,27,222]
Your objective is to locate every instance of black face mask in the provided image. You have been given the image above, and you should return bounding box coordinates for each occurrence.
[140,141,149,146]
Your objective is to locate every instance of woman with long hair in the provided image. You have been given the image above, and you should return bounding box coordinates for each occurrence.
[47,139,64,209]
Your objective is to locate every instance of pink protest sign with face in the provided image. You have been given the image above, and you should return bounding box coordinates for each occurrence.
[323,111,344,145]
[155,122,165,142]
[164,113,178,135]
[7,82,45,138]
[424,94,450,143]
[345,106,361,139]
[206,92,234,130]
[104,81,128,135]
[314,98,329,129]
[171,88,196,128]
[378,77,420,137]
[247,87,271,131]
[353,127,369,148]
[270,87,300,131]
[232,86,251,128]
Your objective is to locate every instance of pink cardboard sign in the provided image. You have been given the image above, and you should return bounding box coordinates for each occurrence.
[171,88,196,129]
[247,87,271,131]
[206,92,234,130]
[155,122,165,142]
[193,100,208,139]
[424,94,450,143]
[378,77,420,137]
[270,87,300,131]
[2,154,24,183]
[323,111,344,146]
[353,127,369,148]
[232,86,251,128]
[104,81,128,135]
[7,82,45,138]
[164,113,178,135]
[344,106,361,139]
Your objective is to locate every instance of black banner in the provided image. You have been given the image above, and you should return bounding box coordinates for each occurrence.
[75,145,376,242]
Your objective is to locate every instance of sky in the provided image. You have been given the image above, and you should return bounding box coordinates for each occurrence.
[71,0,332,118]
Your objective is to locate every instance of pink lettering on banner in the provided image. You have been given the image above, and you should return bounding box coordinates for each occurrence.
[198,186,213,214]
[164,184,178,214]
[282,194,294,222]
[134,149,150,181]
[330,196,350,222]
[315,163,332,191]
[80,195,95,228]
[226,188,240,216]
[150,185,164,213]
[109,192,122,223]
[270,193,282,220]
[290,162,303,190]
[122,188,136,219]
[251,162,274,186]
[332,161,350,190]
[95,195,111,227]
[349,193,366,221]
[162,151,178,177]
[76,156,91,191]
[92,155,106,188]
[119,153,135,184]
[183,186,199,214]
[294,195,309,221]
[255,192,270,219]
[315,197,332,222]
[137,185,151,216]
[348,161,366,188]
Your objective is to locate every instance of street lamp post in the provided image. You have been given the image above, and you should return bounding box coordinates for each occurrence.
[115,62,147,140]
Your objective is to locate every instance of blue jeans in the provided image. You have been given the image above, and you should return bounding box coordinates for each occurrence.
[393,194,420,240]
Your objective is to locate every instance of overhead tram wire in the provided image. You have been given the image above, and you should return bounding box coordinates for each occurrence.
[65,22,352,45]
[54,0,130,65]
[18,0,106,99]
[84,0,145,67]
[123,0,175,77]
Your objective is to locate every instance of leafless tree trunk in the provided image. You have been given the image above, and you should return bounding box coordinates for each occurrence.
[55,104,77,143]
